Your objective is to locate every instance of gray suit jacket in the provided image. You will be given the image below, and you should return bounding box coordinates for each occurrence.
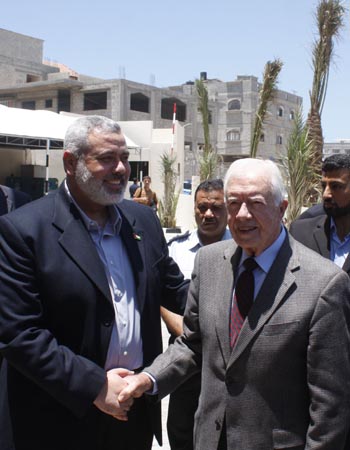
[146,233,350,450]
[289,214,350,275]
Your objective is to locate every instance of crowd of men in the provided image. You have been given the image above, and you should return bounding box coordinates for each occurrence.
[0,115,350,450]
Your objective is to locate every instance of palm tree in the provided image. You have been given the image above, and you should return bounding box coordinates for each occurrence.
[250,59,283,158]
[158,152,179,228]
[281,108,320,225]
[307,0,346,172]
[195,78,218,180]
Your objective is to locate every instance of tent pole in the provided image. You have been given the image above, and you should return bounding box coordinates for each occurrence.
[45,139,50,195]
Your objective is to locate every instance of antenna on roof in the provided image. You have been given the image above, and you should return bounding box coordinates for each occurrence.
[119,66,126,79]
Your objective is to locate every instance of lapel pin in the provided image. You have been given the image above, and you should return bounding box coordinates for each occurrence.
[133,232,142,241]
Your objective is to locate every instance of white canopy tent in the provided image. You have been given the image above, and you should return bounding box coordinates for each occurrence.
[0,105,140,193]
[0,105,140,147]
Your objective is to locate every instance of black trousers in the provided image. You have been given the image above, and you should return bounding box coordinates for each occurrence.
[99,396,154,450]
[167,372,201,450]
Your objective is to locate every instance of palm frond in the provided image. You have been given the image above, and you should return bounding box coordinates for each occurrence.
[307,0,346,168]
[280,107,321,225]
[251,59,283,158]
[158,152,180,228]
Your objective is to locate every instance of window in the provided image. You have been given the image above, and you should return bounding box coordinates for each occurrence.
[22,100,36,110]
[277,135,283,145]
[260,133,265,142]
[130,93,150,113]
[226,130,240,141]
[277,106,284,117]
[84,91,107,111]
[161,98,186,121]
[45,99,53,108]
[26,74,40,83]
[289,110,295,120]
[58,90,71,112]
[228,99,241,110]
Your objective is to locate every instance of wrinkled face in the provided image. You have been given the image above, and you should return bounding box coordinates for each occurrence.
[195,189,228,244]
[322,169,350,218]
[74,130,130,205]
[226,174,287,256]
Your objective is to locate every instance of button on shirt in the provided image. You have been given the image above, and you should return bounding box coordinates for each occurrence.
[169,228,232,280]
[330,218,350,268]
[65,184,142,371]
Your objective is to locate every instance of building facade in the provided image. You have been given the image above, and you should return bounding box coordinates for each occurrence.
[0,28,302,180]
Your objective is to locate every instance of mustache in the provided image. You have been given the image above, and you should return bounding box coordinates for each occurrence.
[104,175,126,182]
[323,200,337,207]
[202,217,216,224]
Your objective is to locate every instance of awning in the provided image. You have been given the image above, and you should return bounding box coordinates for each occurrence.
[0,105,140,149]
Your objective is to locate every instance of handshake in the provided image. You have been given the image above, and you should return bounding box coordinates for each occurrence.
[93,368,154,421]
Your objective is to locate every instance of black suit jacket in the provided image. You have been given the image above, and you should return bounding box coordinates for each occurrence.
[0,186,31,215]
[0,184,188,450]
[289,214,350,275]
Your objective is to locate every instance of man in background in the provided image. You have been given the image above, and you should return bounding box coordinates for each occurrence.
[133,175,158,211]
[162,178,231,450]
[129,177,139,198]
[0,184,31,215]
[290,153,350,274]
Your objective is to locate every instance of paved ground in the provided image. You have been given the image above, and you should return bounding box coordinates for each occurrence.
[151,322,171,449]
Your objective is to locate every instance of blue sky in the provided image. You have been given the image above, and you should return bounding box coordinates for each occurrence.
[2,0,350,141]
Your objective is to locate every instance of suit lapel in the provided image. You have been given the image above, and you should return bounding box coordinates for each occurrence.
[53,186,112,303]
[117,202,147,312]
[215,243,240,366]
[53,188,147,312]
[228,234,298,367]
[313,216,330,258]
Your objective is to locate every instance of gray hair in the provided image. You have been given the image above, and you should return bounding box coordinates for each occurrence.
[224,158,287,206]
[64,115,121,157]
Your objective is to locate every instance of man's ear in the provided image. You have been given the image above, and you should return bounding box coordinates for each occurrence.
[280,199,288,217]
[63,151,77,176]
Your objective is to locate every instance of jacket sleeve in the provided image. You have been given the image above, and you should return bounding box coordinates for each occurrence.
[306,270,350,448]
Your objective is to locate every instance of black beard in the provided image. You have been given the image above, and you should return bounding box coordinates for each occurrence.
[323,202,350,218]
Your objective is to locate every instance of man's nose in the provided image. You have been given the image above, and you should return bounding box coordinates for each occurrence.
[323,185,332,199]
[236,202,251,218]
[113,160,127,173]
[204,208,214,218]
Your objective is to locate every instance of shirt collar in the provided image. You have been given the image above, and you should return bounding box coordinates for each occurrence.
[188,228,231,251]
[241,225,286,274]
[330,217,350,243]
[64,180,122,234]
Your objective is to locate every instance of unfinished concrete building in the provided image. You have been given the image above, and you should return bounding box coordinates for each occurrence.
[0,28,302,180]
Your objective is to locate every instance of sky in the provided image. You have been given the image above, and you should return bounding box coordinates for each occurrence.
[2,0,350,141]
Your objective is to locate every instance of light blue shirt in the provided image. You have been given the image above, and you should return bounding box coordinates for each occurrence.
[329,218,350,268]
[237,226,286,300]
[65,183,142,371]
[169,228,232,279]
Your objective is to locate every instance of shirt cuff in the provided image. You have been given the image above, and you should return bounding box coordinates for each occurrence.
[142,371,158,395]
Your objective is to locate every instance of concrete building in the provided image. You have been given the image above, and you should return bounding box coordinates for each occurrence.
[323,140,350,158]
[0,28,302,182]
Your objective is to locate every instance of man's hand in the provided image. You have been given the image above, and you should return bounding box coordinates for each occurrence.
[93,368,134,421]
[118,372,153,404]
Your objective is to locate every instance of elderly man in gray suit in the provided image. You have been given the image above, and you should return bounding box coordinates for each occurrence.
[119,158,350,450]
